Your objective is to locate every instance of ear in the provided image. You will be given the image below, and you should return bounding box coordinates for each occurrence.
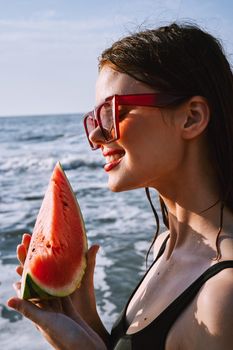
[181,96,210,140]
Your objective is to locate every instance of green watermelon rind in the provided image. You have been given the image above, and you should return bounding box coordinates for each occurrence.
[22,273,53,300]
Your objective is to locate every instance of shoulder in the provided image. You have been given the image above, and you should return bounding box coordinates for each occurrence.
[195,263,233,348]
[197,263,233,319]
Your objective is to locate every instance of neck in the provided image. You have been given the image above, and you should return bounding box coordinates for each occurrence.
[157,180,222,261]
[150,136,232,261]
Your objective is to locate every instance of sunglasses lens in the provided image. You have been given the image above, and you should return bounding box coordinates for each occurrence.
[86,115,95,134]
[84,115,99,149]
[84,97,118,150]
[99,101,116,141]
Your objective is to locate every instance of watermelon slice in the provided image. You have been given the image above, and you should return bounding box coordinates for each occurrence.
[21,162,88,299]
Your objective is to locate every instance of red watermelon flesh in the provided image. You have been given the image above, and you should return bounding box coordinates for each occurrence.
[21,162,88,299]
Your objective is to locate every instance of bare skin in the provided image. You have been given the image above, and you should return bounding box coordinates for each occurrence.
[8,65,233,349]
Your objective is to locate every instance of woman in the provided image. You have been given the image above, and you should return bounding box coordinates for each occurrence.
[8,22,233,349]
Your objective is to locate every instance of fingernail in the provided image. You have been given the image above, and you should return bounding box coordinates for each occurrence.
[7,298,18,309]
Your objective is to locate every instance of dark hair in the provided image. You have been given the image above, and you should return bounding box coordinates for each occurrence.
[99,22,233,260]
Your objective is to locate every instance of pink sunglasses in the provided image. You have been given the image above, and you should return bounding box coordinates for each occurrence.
[83,93,187,150]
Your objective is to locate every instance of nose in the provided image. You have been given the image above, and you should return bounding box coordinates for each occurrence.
[89,126,106,148]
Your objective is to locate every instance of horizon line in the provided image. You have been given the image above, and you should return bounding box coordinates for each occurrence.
[0,112,84,118]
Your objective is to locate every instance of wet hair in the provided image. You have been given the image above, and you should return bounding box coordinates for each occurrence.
[99,22,233,261]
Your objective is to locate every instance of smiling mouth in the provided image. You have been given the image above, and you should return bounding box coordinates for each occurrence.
[105,153,123,163]
[103,150,125,172]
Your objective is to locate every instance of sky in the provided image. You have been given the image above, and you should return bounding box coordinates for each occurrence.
[0,0,232,117]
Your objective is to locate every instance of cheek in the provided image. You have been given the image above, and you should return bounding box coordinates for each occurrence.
[118,119,128,138]
[119,116,147,144]
[119,116,165,154]
[119,116,135,133]
[119,118,158,173]
[120,117,182,177]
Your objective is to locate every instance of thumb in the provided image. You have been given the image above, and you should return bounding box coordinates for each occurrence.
[69,244,100,311]
[61,297,85,325]
[87,244,99,267]
[84,244,99,286]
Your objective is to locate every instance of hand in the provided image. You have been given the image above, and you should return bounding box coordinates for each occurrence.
[7,286,107,350]
[16,234,101,326]
[14,233,109,344]
[16,233,98,317]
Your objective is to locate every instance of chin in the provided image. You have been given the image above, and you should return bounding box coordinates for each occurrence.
[107,177,125,192]
[108,182,124,193]
[107,177,140,193]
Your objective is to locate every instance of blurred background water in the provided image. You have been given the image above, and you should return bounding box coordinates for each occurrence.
[0,114,161,349]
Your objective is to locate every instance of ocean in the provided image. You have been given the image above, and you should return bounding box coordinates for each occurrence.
[0,114,160,349]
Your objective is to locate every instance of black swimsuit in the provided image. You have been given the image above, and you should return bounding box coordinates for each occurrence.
[110,236,233,350]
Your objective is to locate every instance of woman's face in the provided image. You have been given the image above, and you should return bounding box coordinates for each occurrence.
[90,65,185,193]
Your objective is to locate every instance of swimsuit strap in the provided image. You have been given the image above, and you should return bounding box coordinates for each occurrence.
[130,260,233,349]
[110,234,170,347]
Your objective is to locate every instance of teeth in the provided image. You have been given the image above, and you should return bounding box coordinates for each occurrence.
[106,154,123,163]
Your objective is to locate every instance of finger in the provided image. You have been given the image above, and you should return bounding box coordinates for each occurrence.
[17,244,27,265]
[16,265,23,276]
[7,297,48,327]
[22,233,31,250]
[61,297,106,343]
[7,297,88,349]
[35,298,63,313]
[11,281,60,313]
[87,244,100,265]
[75,244,100,292]
[73,245,99,297]
[61,297,87,327]
[69,244,99,314]
[84,244,100,286]
[61,297,78,319]
[13,282,21,298]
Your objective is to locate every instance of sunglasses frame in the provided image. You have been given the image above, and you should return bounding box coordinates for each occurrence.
[83,93,188,150]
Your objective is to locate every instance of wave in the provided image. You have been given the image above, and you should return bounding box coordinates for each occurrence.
[23,195,43,201]
[0,154,103,174]
[16,134,64,143]
[0,157,55,174]
[0,227,29,239]
[61,158,103,171]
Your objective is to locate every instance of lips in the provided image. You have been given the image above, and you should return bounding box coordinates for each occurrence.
[102,148,125,172]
